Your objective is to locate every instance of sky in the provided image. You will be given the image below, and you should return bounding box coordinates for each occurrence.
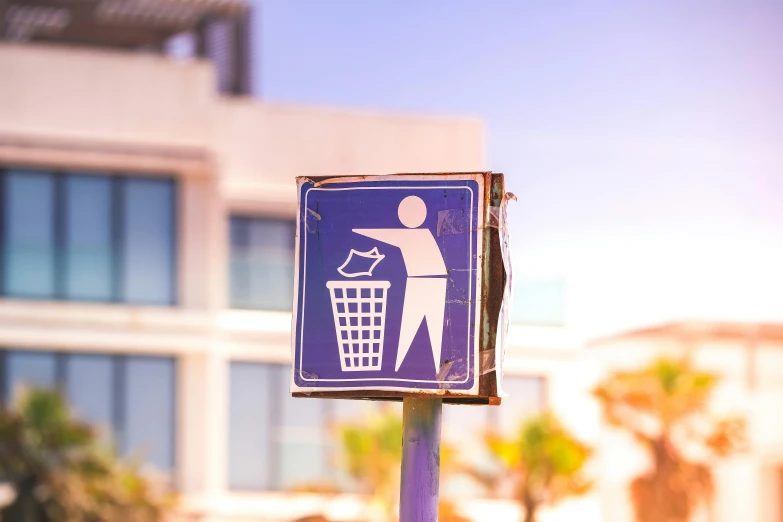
[253,1,783,336]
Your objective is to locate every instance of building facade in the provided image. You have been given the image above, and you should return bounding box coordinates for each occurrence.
[0,38,550,522]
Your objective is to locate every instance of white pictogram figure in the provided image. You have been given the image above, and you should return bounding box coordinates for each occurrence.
[354,196,447,373]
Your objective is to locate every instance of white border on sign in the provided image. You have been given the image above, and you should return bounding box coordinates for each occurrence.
[290,173,485,395]
[301,186,472,383]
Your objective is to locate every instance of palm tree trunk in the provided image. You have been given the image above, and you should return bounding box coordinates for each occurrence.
[2,475,44,522]
[522,497,538,522]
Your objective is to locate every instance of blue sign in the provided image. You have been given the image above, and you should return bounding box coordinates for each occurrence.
[291,174,485,395]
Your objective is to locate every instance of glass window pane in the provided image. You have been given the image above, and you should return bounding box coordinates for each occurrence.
[228,362,272,490]
[124,357,175,472]
[6,351,56,401]
[497,376,546,436]
[65,354,113,435]
[512,279,567,326]
[64,175,113,301]
[230,217,294,310]
[3,171,55,298]
[122,178,175,305]
[276,365,329,489]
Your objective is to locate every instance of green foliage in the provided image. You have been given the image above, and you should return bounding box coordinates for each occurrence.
[338,409,403,520]
[593,357,746,522]
[467,413,592,522]
[336,406,463,522]
[594,357,722,436]
[0,388,173,522]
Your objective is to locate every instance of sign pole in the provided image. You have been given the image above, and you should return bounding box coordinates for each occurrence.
[399,397,443,522]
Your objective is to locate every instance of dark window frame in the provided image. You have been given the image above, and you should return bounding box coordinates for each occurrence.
[0,167,179,306]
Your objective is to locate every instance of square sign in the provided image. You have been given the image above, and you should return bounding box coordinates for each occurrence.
[291,173,487,397]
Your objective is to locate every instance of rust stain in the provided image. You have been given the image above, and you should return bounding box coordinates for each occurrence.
[477,172,505,402]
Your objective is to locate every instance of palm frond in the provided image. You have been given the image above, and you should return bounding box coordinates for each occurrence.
[594,357,745,522]
[0,388,173,522]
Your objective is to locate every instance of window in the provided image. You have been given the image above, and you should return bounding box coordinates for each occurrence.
[3,171,56,298]
[64,175,113,301]
[493,375,547,436]
[124,357,176,471]
[65,354,114,435]
[276,365,330,489]
[512,278,567,326]
[225,363,548,493]
[122,179,176,305]
[0,168,177,306]
[228,362,367,491]
[5,351,57,398]
[0,350,177,475]
[228,362,273,490]
[229,216,295,310]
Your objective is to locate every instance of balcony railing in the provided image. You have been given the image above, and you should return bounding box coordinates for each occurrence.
[0,0,251,94]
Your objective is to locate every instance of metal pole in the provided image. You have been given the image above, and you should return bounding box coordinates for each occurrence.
[399,397,442,522]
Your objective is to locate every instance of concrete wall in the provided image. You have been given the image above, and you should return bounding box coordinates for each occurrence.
[216,99,485,208]
[0,43,215,149]
[0,43,484,214]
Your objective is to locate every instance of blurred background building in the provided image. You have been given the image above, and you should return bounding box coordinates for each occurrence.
[1,1,782,522]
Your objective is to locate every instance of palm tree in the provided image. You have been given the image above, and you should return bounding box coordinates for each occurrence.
[338,408,403,522]
[593,357,745,522]
[464,413,592,522]
[337,407,466,522]
[0,387,173,522]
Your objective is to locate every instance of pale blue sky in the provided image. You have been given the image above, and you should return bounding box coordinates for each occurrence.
[254,1,783,333]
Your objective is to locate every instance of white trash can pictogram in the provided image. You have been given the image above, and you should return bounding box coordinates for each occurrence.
[326,280,391,372]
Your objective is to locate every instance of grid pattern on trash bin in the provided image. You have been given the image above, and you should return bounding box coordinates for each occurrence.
[331,286,387,370]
